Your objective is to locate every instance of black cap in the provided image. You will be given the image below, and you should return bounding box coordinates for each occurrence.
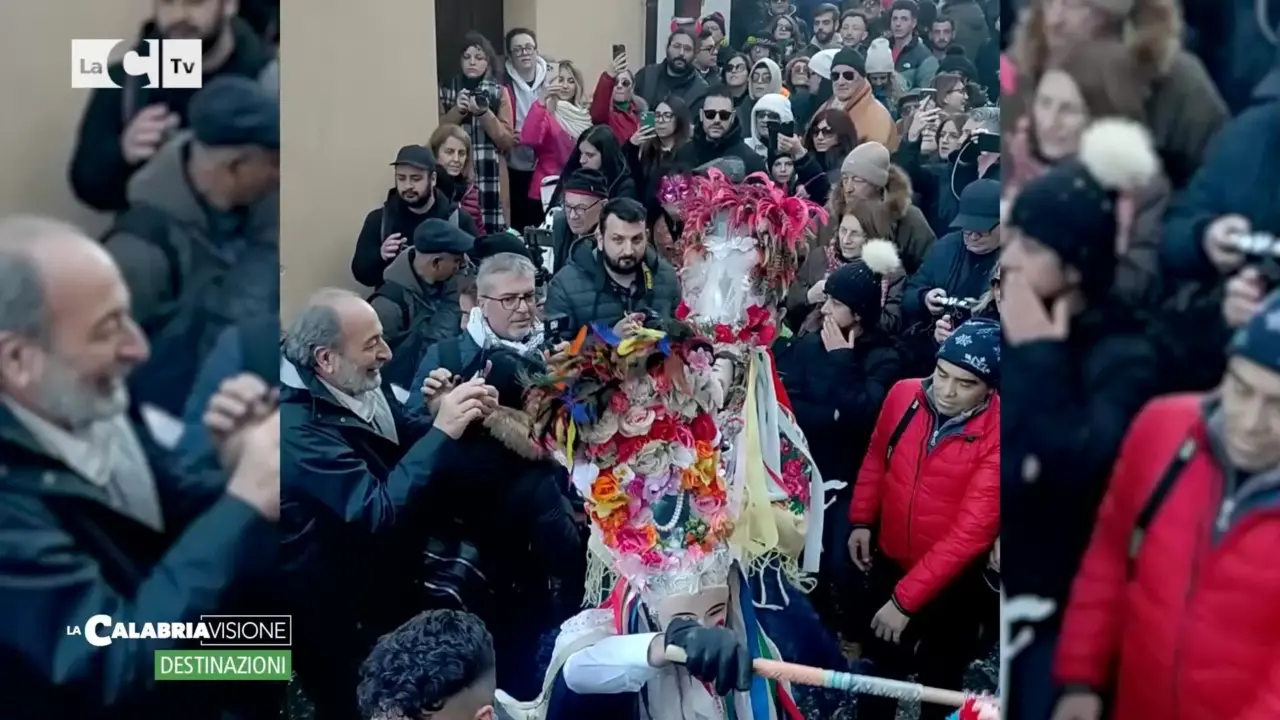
[412,219,474,255]
[1010,161,1118,293]
[189,77,279,149]
[950,179,1000,233]
[471,232,532,262]
[560,169,610,198]
[938,47,979,82]
[391,145,436,172]
[825,259,886,325]
[831,48,866,76]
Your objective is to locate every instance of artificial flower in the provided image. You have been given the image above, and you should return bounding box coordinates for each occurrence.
[640,549,665,568]
[649,415,678,442]
[642,470,677,503]
[693,492,726,516]
[608,391,630,415]
[653,372,674,395]
[675,301,691,321]
[569,462,600,496]
[680,466,705,491]
[614,464,636,485]
[632,441,673,478]
[694,440,716,461]
[673,424,695,448]
[615,525,658,556]
[670,443,695,470]
[690,415,717,444]
[594,504,629,533]
[713,324,737,344]
[628,375,658,405]
[616,436,646,463]
[590,473,627,514]
[686,347,713,371]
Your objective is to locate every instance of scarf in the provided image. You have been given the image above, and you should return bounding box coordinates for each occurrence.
[464,307,544,359]
[505,57,549,131]
[550,98,594,142]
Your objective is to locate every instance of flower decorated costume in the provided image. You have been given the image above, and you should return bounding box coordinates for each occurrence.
[501,320,806,720]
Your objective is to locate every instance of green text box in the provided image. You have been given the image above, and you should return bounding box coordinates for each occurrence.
[154,649,291,681]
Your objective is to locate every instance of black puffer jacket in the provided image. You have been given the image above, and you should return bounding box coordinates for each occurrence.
[675,120,769,176]
[544,239,681,339]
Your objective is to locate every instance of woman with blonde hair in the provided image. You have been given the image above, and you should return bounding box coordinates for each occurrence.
[428,124,486,234]
[520,59,593,208]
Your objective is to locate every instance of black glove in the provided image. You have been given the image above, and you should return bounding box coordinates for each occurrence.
[663,617,753,696]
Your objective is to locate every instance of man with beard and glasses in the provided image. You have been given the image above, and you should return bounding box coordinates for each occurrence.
[806,3,845,53]
[633,29,710,108]
[351,145,481,288]
[368,219,474,392]
[281,288,498,720]
[69,0,276,212]
[543,198,680,341]
[0,216,281,720]
[676,87,768,173]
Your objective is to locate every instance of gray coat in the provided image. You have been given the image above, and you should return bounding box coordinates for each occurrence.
[367,250,463,346]
[544,241,681,340]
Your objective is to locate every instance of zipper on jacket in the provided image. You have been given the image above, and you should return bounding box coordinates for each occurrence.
[904,412,934,559]
[1170,491,1214,717]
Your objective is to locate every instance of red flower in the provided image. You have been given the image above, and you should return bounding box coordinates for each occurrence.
[650,415,678,442]
[713,324,736,344]
[745,305,769,327]
[608,392,630,414]
[690,414,717,443]
[675,301,691,321]
[757,323,777,345]
[616,436,646,463]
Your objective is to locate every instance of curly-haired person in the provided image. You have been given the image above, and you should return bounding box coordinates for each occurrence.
[357,610,506,720]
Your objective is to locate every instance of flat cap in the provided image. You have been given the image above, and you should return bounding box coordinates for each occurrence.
[412,219,474,255]
[189,76,279,149]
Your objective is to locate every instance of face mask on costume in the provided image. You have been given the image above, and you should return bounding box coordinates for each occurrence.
[655,585,731,630]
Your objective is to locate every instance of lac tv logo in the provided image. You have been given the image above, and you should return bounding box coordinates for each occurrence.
[72,39,203,89]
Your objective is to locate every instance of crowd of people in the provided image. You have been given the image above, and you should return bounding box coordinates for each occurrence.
[1000,0,1280,719]
[2,0,1278,719]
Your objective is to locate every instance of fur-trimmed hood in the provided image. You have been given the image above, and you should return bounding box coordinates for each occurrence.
[884,164,914,220]
[482,405,544,460]
[1013,0,1183,82]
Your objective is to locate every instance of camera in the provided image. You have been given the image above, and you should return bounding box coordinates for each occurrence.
[521,225,554,287]
[1227,232,1280,290]
[472,92,490,112]
[938,295,980,324]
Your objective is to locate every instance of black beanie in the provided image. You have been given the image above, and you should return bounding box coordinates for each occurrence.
[560,168,610,198]
[937,47,979,81]
[831,48,866,76]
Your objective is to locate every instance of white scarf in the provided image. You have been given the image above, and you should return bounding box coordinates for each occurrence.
[465,307,544,359]
[550,99,594,143]
[506,57,549,131]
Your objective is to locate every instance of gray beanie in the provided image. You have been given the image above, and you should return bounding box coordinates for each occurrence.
[841,142,890,188]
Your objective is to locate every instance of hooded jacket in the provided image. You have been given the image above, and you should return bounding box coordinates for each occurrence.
[816,166,936,276]
[1055,394,1280,720]
[68,18,274,211]
[351,187,480,288]
[745,92,795,157]
[543,238,681,340]
[675,115,769,175]
[103,134,278,414]
[366,250,464,379]
[942,0,993,62]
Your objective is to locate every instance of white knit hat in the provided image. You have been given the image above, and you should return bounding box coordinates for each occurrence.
[865,38,894,75]
[809,48,840,79]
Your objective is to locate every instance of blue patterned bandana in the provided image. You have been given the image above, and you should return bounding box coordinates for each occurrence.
[938,317,1002,387]
[1230,291,1280,373]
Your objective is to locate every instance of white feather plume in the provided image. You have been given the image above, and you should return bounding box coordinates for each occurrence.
[860,238,901,276]
[1078,117,1159,191]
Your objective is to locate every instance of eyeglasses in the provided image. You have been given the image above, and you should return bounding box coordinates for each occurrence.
[510,44,536,56]
[814,126,834,137]
[482,292,536,311]
[564,199,602,217]
[726,63,748,72]
[703,109,734,121]
[834,70,859,81]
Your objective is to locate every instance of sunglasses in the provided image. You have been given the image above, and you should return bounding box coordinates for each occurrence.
[617,78,632,88]
[703,109,734,121]
[833,70,859,81]
[814,126,834,137]
[726,63,748,72]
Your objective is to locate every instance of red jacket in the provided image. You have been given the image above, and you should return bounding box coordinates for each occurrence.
[1055,394,1280,720]
[457,181,486,236]
[849,379,1000,613]
[590,72,640,145]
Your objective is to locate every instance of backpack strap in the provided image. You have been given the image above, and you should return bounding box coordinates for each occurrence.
[884,398,921,466]
[1126,437,1198,580]
[104,204,182,297]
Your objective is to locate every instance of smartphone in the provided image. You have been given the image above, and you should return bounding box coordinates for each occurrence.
[976,132,1001,153]
[918,87,937,108]
[545,315,570,349]
[779,121,795,137]
[640,111,656,129]
[612,43,626,59]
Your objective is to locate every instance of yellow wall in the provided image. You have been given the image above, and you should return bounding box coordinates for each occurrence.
[281,0,649,320]
[0,0,152,231]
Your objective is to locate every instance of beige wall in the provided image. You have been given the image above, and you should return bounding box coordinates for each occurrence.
[278,0,440,321]
[0,0,152,231]
[281,0,648,319]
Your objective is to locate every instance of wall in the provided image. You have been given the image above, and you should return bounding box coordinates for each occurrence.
[281,0,648,319]
[0,0,152,231]
[278,0,439,321]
